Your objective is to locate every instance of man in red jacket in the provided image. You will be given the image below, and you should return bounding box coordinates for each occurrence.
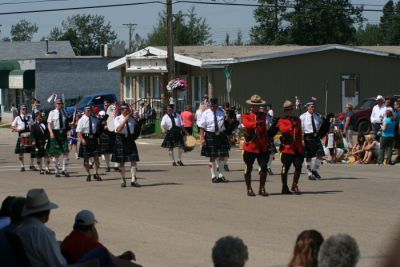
[278,100,304,194]
[242,95,269,197]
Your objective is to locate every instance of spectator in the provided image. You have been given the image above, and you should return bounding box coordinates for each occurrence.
[350,135,367,163]
[195,103,206,133]
[61,210,143,267]
[378,109,396,165]
[180,105,195,135]
[266,104,274,118]
[393,100,400,163]
[370,95,387,142]
[318,233,360,267]
[17,188,67,267]
[11,103,18,120]
[212,236,248,267]
[343,103,356,150]
[138,102,146,119]
[362,134,380,164]
[288,230,324,267]
[0,196,16,229]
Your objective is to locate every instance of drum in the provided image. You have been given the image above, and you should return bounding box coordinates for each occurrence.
[184,135,196,152]
[20,132,32,148]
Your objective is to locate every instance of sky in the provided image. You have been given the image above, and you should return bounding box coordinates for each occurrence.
[0,0,392,46]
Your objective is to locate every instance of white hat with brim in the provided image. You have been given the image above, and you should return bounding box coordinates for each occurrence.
[22,188,58,216]
[376,95,384,101]
[246,94,266,105]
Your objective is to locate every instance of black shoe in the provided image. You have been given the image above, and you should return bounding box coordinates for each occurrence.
[86,174,91,182]
[39,170,45,175]
[173,162,178,166]
[20,167,25,172]
[105,167,111,172]
[62,171,70,177]
[89,164,93,169]
[93,174,102,181]
[308,174,316,180]
[30,165,38,171]
[281,185,292,195]
[177,161,184,166]
[55,173,60,177]
[224,165,230,172]
[113,167,120,171]
[211,177,220,183]
[121,181,127,187]
[45,169,51,175]
[216,166,219,172]
[267,167,274,175]
[218,176,229,183]
[312,170,321,179]
[131,181,141,187]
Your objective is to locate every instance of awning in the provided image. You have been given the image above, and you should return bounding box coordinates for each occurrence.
[9,69,35,89]
[0,60,20,88]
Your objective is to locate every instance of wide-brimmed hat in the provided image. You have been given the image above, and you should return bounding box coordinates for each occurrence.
[376,95,384,101]
[75,210,98,226]
[22,188,58,216]
[283,100,294,109]
[246,94,266,105]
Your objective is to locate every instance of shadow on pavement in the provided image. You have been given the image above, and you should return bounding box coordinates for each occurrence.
[322,177,368,181]
[268,190,343,196]
[139,182,183,187]
[137,169,168,173]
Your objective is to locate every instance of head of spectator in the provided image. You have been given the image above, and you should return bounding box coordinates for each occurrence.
[375,95,384,106]
[22,188,58,224]
[394,99,400,111]
[318,233,360,267]
[367,134,375,143]
[73,210,99,240]
[386,109,394,121]
[346,103,353,111]
[212,236,248,267]
[224,102,230,111]
[385,97,392,108]
[34,99,41,107]
[9,197,26,226]
[288,230,324,267]
[357,134,366,145]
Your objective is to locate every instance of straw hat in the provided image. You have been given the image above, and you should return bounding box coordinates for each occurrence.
[246,94,266,105]
[22,188,58,216]
[283,100,294,109]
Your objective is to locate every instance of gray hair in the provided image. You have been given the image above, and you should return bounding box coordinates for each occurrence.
[212,236,248,267]
[318,233,360,267]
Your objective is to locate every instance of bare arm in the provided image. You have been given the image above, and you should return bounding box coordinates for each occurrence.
[200,128,205,145]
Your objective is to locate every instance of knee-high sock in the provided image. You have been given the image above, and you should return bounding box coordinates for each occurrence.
[30,157,34,166]
[224,157,228,166]
[131,164,137,182]
[44,157,50,170]
[37,158,43,170]
[94,158,100,174]
[312,158,321,171]
[209,160,217,178]
[177,147,183,161]
[169,149,175,163]
[84,160,91,175]
[120,165,126,183]
[217,159,225,178]
[305,160,312,175]
[62,154,69,171]
[53,156,60,173]
[267,153,274,168]
[19,155,24,168]
[104,154,111,168]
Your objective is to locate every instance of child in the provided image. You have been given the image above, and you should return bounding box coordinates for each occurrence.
[326,126,337,163]
[68,123,79,159]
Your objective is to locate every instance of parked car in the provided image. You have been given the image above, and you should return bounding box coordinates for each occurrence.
[337,95,399,135]
[66,93,118,117]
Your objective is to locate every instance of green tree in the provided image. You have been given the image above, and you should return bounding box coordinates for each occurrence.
[233,30,244,45]
[47,14,117,55]
[147,7,211,46]
[356,24,381,45]
[224,33,231,46]
[11,20,38,41]
[379,0,395,44]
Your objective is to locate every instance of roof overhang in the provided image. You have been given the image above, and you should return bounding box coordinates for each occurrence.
[9,69,35,89]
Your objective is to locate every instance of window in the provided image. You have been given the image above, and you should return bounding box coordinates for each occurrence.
[138,76,147,99]
[151,76,160,98]
[192,75,207,108]
[124,77,135,104]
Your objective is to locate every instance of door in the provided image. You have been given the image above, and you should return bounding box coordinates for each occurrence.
[191,76,207,109]
[341,74,359,111]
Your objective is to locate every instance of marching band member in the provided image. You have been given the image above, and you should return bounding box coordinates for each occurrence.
[30,110,51,175]
[199,98,230,183]
[161,104,185,166]
[99,100,116,172]
[76,106,102,182]
[47,97,70,177]
[112,104,140,188]
[11,104,34,172]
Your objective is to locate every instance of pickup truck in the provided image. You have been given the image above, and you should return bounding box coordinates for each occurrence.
[66,93,118,117]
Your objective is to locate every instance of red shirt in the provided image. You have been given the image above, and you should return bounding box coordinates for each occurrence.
[180,111,194,127]
[278,116,304,154]
[61,230,104,263]
[242,112,268,153]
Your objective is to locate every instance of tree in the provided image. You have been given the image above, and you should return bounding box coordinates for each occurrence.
[11,20,38,41]
[234,30,244,45]
[356,24,381,45]
[47,14,117,55]
[224,33,231,46]
[379,0,395,44]
[147,7,211,46]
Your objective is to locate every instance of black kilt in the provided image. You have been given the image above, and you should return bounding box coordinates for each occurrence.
[78,136,100,159]
[15,137,32,154]
[100,130,115,154]
[304,134,325,159]
[201,132,230,158]
[32,139,48,158]
[161,126,184,148]
[111,134,140,163]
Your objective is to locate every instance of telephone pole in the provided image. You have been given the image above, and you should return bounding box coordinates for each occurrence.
[166,0,175,81]
[123,22,137,53]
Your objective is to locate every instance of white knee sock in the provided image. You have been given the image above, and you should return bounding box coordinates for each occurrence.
[131,165,137,182]
[62,154,69,171]
[305,160,312,175]
[313,158,321,171]
[209,161,216,178]
[224,158,228,167]
[169,149,175,163]
[177,147,183,161]
[217,159,225,178]
[44,157,50,170]
[19,157,24,168]
[104,154,110,168]
[30,157,34,166]
[53,157,60,173]
[267,154,273,168]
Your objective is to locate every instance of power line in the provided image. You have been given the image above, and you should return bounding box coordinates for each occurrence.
[0,0,70,6]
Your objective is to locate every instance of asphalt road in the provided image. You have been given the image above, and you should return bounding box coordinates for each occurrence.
[0,128,399,267]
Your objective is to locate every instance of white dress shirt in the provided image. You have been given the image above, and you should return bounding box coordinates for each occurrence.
[198,108,225,133]
[47,109,68,130]
[370,104,387,124]
[300,111,323,134]
[161,113,182,130]
[195,109,203,127]
[17,217,67,267]
[114,115,137,134]
[11,114,33,131]
[76,115,99,134]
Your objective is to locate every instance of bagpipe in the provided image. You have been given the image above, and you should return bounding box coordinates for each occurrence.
[317,113,335,139]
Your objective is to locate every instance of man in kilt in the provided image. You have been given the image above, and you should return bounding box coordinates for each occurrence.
[112,104,140,188]
[11,104,34,172]
[47,97,70,177]
[300,99,324,180]
[77,106,102,182]
[199,98,230,183]
[99,100,116,172]
[278,100,304,194]
[30,110,51,175]
[242,95,269,196]
[161,104,185,166]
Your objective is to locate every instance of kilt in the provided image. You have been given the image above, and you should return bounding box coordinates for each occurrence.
[111,134,140,163]
[100,130,115,154]
[78,136,100,158]
[201,132,230,158]
[304,134,325,159]
[48,130,69,155]
[32,139,48,158]
[161,126,184,148]
[14,138,32,154]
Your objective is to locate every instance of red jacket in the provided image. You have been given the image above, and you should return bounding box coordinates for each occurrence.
[278,116,304,155]
[242,112,268,154]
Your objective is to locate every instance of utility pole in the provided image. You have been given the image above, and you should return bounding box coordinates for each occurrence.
[123,22,137,53]
[166,0,175,81]
[275,0,278,33]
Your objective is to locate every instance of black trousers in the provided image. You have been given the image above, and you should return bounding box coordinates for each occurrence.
[243,151,269,175]
[280,153,304,175]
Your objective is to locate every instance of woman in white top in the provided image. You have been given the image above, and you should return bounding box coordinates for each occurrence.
[195,103,206,133]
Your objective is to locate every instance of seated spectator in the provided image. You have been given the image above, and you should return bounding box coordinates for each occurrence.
[0,196,16,229]
[17,188,67,267]
[318,233,360,267]
[212,236,248,267]
[61,210,143,267]
[362,134,380,164]
[350,135,367,163]
[288,230,324,267]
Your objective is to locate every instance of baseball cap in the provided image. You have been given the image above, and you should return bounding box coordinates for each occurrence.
[75,210,98,226]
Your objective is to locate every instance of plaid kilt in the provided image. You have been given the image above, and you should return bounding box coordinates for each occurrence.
[304,134,325,159]
[48,131,69,155]
[161,126,184,148]
[111,134,140,163]
[201,132,230,158]
[14,137,32,154]
[32,139,48,158]
[78,136,100,158]
[100,130,115,154]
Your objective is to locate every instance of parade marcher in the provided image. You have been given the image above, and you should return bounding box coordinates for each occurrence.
[199,98,230,183]
[99,100,116,172]
[370,95,387,142]
[67,123,79,159]
[300,99,324,180]
[241,95,269,196]
[278,100,304,194]
[77,106,102,182]
[161,104,185,166]
[112,104,140,188]
[264,106,277,175]
[11,104,34,172]
[30,110,51,175]
[47,97,70,177]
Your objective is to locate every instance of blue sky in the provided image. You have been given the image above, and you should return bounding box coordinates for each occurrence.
[0,0,391,45]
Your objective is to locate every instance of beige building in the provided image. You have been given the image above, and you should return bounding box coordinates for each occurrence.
[108,45,400,115]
